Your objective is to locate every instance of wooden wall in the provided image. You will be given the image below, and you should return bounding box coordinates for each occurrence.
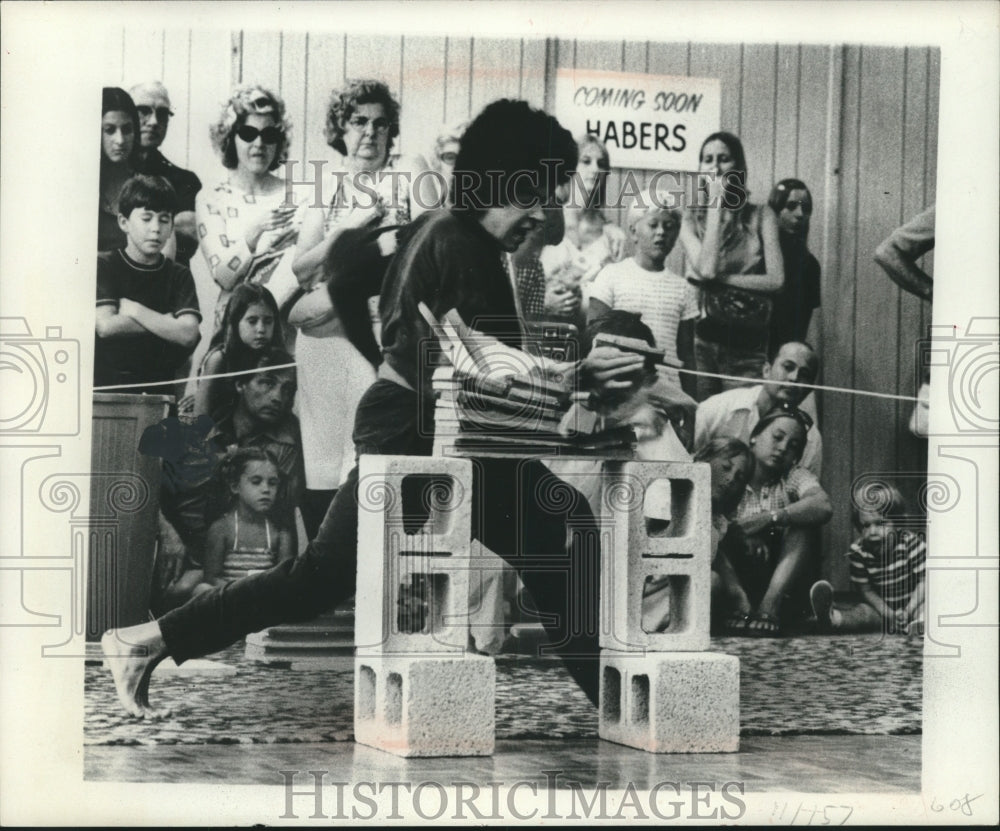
[105,29,939,586]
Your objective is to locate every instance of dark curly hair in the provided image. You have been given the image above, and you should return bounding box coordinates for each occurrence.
[209,85,292,172]
[450,99,578,215]
[324,79,401,159]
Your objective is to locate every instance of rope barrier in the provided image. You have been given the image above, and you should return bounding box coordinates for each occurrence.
[94,358,920,403]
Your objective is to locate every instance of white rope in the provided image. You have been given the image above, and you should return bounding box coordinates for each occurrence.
[93,358,919,403]
[92,362,299,392]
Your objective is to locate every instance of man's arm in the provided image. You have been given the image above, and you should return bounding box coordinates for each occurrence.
[874,206,935,301]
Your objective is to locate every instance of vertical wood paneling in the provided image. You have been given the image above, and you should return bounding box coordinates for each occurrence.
[824,45,862,587]
[302,33,346,178]
[520,38,548,108]
[469,38,522,117]
[161,29,193,168]
[689,43,742,133]
[855,47,906,508]
[280,32,308,166]
[121,29,165,87]
[740,44,778,203]
[796,46,830,244]
[772,44,801,189]
[399,37,448,164]
[186,29,235,185]
[240,30,281,90]
[443,37,473,123]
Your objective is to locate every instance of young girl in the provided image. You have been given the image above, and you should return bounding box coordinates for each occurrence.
[198,447,294,591]
[715,406,833,636]
[193,284,284,421]
[643,436,754,634]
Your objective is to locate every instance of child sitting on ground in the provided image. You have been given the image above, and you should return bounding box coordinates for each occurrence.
[714,405,833,637]
[94,174,201,395]
[810,483,926,635]
[193,283,285,421]
[196,447,294,592]
[587,203,697,389]
[695,437,755,622]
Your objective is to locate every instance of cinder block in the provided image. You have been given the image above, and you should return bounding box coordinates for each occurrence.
[598,649,739,753]
[355,455,473,656]
[354,654,495,757]
[599,460,712,652]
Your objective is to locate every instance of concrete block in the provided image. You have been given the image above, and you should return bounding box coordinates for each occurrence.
[354,653,495,757]
[598,649,739,753]
[355,455,473,656]
[599,460,712,652]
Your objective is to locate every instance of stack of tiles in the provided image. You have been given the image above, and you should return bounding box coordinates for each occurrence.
[354,454,495,757]
[431,365,636,458]
[598,460,740,753]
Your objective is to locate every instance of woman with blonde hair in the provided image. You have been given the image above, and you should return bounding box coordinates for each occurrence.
[196,85,301,334]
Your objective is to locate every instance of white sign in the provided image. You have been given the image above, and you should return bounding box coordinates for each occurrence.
[554,68,721,172]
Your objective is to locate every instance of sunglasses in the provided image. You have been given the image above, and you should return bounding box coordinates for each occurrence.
[136,105,173,122]
[347,115,391,133]
[775,402,814,431]
[236,124,284,145]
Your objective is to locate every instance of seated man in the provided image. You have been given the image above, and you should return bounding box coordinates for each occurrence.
[141,349,303,609]
[694,340,823,478]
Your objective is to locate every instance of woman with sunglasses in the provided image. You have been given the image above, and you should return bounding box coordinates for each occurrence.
[290,79,414,539]
[715,405,833,637]
[196,86,301,334]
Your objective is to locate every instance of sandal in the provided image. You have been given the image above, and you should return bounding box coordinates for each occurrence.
[722,612,751,636]
[744,611,782,638]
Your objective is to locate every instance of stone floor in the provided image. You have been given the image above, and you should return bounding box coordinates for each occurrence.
[84,632,923,792]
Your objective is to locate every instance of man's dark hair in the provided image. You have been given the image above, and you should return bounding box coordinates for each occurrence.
[450,99,577,214]
[583,309,656,355]
[117,174,180,217]
[245,347,295,374]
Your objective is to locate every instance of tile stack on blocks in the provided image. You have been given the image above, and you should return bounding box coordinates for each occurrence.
[353,454,495,758]
[598,460,740,753]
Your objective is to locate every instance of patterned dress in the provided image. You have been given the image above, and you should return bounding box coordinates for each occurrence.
[195,178,303,334]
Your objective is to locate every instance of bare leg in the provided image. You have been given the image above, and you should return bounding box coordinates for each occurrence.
[758,527,812,621]
[101,622,170,718]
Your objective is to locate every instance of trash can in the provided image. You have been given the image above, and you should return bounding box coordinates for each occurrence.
[87,393,171,640]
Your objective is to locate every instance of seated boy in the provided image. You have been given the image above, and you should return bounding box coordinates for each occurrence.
[94,174,201,395]
[810,483,926,635]
[587,203,697,389]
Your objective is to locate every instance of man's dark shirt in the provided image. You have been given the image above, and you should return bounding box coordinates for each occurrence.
[379,209,524,395]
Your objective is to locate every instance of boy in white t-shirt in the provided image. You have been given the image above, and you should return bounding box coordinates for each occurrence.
[587,204,698,387]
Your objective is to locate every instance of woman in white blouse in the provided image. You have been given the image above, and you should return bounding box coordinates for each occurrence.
[196,86,301,335]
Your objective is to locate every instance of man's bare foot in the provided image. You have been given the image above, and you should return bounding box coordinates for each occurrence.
[101,623,169,718]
